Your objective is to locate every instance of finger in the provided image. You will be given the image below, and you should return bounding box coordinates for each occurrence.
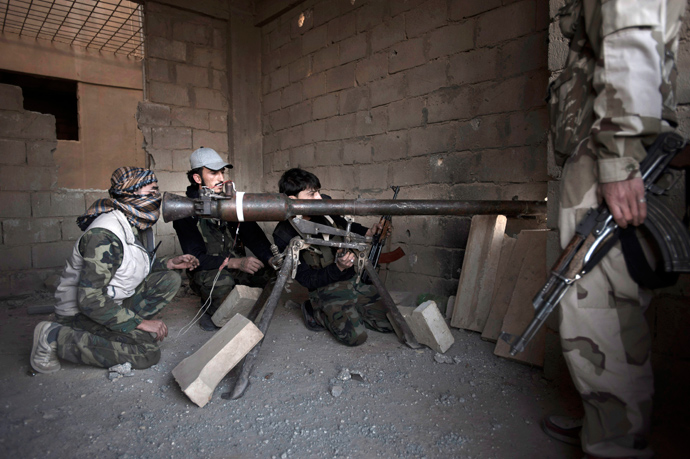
[610,204,628,229]
[638,198,647,225]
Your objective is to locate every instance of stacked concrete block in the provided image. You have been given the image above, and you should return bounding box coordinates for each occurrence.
[410,300,455,354]
[211,285,264,327]
[172,314,263,407]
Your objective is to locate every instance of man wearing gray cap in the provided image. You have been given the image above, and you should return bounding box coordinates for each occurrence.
[172,147,273,330]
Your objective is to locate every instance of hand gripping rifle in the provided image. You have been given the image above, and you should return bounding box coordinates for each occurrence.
[499,132,690,356]
[361,186,403,284]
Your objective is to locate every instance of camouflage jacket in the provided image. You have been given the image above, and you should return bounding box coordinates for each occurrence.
[549,0,685,180]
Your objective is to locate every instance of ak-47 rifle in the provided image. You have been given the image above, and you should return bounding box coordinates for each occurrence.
[500,132,690,356]
[361,186,403,284]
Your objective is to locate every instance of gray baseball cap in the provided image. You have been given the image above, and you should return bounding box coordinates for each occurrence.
[190,147,233,171]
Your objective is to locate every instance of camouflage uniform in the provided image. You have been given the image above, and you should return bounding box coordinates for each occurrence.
[550,0,685,456]
[55,227,180,369]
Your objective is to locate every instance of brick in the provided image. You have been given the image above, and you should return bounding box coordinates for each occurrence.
[269,109,291,131]
[146,37,187,62]
[407,60,447,97]
[192,47,226,70]
[290,144,316,168]
[427,86,477,123]
[328,11,357,43]
[450,0,502,19]
[405,0,448,38]
[0,245,31,270]
[31,191,86,217]
[289,56,311,83]
[0,165,55,191]
[0,139,26,165]
[148,149,174,170]
[280,82,302,108]
[195,88,229,111]
[172,314,263,407]
[269,67,290,92]
[303,120,326,143]
[0,191,30,218]
[289,100,312,126]
[357,163,389,191]
[355,108,388,137]
[499,31,548,78]
[302,24,328,55]
[0,84,23,111]
[172,21,212,45]
[149,82,190,107]
[171,107,210,130]
[303,72,327,99]
[151,127,192,149]
[389,39,426,74]
[388,97,426,131]
[371,131,407,162]
[325,63,355,92]
[280,126,303,149]
[176,64,210,87]
[477,0,536,47]
[390,157,428,186]
[193,130,228,153]
[371,16,405,52]
[263,91,282,114]
[343,139,372,165]
[356,0,387,32]
[0,111,56,141]
[280,39,302,66]
[32,241,74,268]
[212,285,264,326]
[409,301,455,353]
[339,33,367,65]
[137,102,171,127]
[429,22,475,60]
[369,73,406,107]
[355,52,388,84]
[315,141,342,166]
[313,45,340,73]
[325,114,356,141]
[313,93,338,120]
[339,87,369,114]
[408,124,456,157]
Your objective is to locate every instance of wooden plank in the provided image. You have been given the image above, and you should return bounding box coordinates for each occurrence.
[481,231,545,342]
[450,215,507,332]
[493,230,548,366]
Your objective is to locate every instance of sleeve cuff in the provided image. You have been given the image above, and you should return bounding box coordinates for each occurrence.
[598,157,641,183]
[118,315,144,334]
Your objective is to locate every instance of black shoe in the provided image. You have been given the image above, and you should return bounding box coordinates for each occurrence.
[301,300,325,332]
[542,415,582,446]
[199,313,219,331]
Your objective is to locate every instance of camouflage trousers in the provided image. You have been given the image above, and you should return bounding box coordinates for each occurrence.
[309,279,394,346]
[559,148,653,458]
[188,267,271,316]
[55,270,181,369]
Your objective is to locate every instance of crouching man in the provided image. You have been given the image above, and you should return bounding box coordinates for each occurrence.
[30,167,199,374]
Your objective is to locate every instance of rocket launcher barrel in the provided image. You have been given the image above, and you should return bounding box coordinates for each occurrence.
[161,192,547,223]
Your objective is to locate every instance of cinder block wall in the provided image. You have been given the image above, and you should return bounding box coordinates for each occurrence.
[260,0,550,296]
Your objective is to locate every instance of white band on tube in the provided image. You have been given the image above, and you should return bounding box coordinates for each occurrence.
[236,191,245,222]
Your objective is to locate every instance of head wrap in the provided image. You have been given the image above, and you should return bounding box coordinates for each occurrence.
[77,167,162,231]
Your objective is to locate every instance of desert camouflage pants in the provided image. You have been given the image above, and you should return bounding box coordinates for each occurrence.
[54,270,181,369]
[309,279,394,346]
[559,148,653,458]
[188,267,271,316]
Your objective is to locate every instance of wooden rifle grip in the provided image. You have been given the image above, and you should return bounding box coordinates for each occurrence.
[565,233,596,279]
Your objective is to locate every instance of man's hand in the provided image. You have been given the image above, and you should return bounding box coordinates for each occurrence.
[598,177,646,228]
[136,319,168,342]
[366,221,393,238]
[335,249,355,271]
[167,254,200,270]
[227,256,264,274]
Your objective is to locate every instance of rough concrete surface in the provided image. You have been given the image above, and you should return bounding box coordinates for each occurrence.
[0,284,684,458]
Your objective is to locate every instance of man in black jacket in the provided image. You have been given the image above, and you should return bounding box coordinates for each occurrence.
[272,168,393,346]
[173,147,273,330]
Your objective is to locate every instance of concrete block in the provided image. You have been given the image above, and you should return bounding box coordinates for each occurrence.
[0,111,56,141]
[193,130,229,153]
[371,131,407,161]
[408,124,456,157]
[149,82,190,107]
[61,218,84,241]
[449,48,499,85]
[499,31,548,78]
[315,141,343,166]
[313,0,349,27]
[410,301,454,353]
[211,285,264,327]
[171,150,191,172]
[445,296,456,319]
[303,72,327,99]
[339,87,369,115]
[371,16,405,52]
[269,67,290,93]
[151,127,192,150]
[390,157,428,186]
[280,82,303,108]
[370,73,406,107]
[280,126,303,150]
[147,58,173,83]
[273,150,290,171]
[313,93,339,120]
[325,63,355,93]
[268,21,291,51]
[171,107,210,130]
[405,0,447,38]
[290,144,316,169]
[289,100,312,126]
[313,45,340,74]
[328,11,357,43]
[191,47,226,70]
[355,52,388,84]
[357,163,389,190]
[31,191,86,217]
[389,38,426,74]
[0,83,24,111]
[0,139,26,165]
[302,24,328,55]
[176,64,210,87]
[212,70,227,93]
[147,36,187,62]
[339,33,367,65]
[429,22,475,59]
[328,166,356,192]
[137,102,171,127]
[0,165,55,191]
[280,39,302,65]
[173,21,212,46]
[269,110,291,132]
[388,97,426,131]
[32,241,74,269]
[0,245,31,270]
[0,191,31,218]
[194,88,228,111]
[450,0,502,19]
[355,108,387,137]
[390,0,425,16]
[172,314,264,407]
[356,0,387,32]
[477,1,536,47]
[325,114,356,141]
[407,60,447,97]
[343,139,372,165]
[289,56,311,83]
[263,91,282,114]
[303,120,326,144]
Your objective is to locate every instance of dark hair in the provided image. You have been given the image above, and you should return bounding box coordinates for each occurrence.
[278,168,321,197]
[187,167,204,186]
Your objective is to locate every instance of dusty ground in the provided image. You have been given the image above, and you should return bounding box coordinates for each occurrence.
[0,281,684,458]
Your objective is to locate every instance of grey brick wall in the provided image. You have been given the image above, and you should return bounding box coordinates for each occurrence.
[261,0,550,296]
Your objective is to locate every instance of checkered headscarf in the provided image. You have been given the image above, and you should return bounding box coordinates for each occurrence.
[77,167,162,231]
